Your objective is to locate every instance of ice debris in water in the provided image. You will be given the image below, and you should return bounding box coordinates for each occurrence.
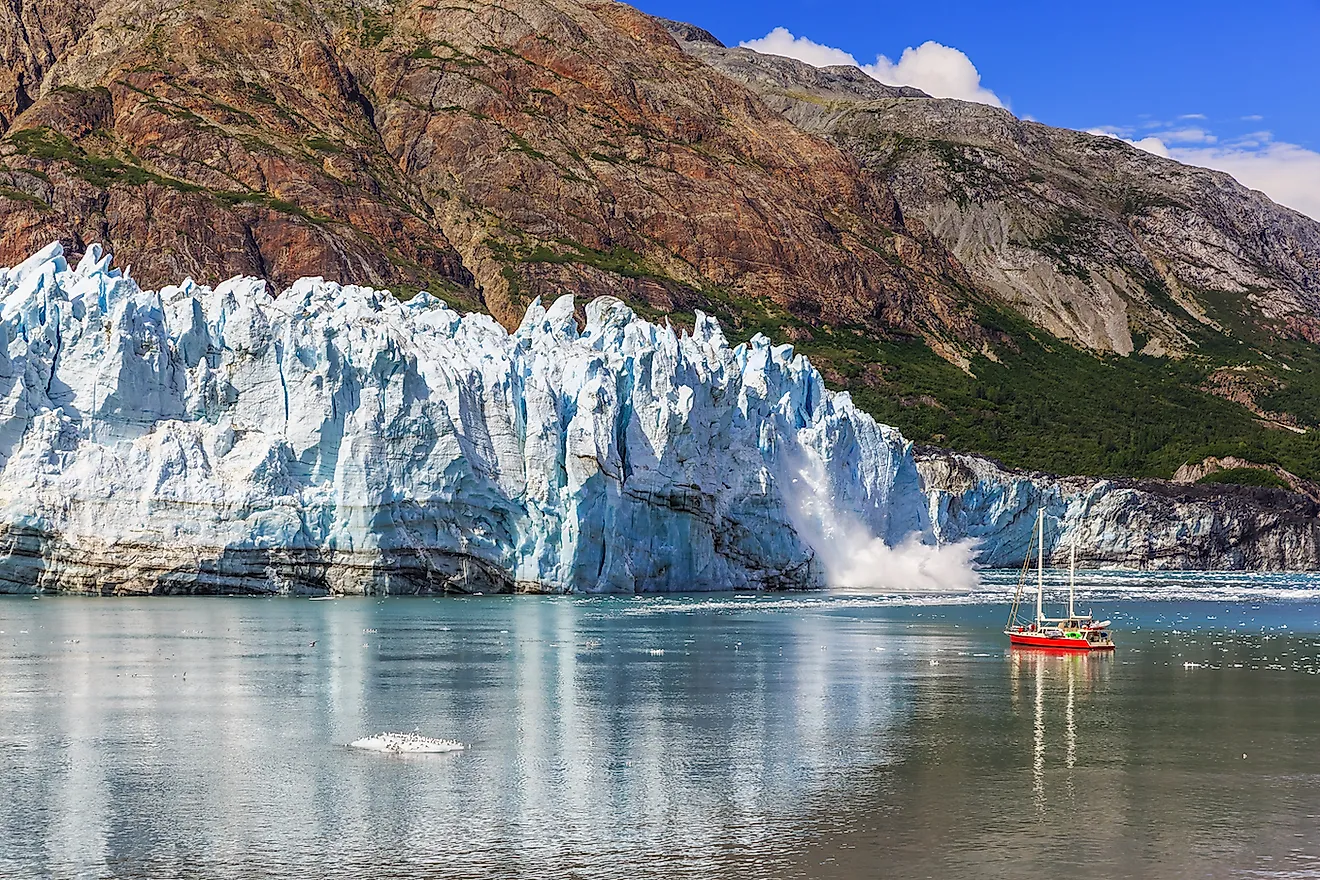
[349,733,464,753]
[0,242,951,594]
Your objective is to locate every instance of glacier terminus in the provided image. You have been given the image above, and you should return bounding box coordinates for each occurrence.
[0,242,937,594]
[0,244,1313,595]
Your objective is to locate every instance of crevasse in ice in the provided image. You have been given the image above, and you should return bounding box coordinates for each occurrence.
[0,243,932,593]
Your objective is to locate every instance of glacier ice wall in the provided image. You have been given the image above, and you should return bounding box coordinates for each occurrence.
[919,450,1320,571]
[0,243,934,594]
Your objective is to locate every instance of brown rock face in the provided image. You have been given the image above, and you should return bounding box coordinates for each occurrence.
[0,0,978,342]
[0,0,477,302]
[0,0,95,126]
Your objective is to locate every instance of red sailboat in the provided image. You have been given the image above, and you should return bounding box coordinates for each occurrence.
[1005,509,1114,651]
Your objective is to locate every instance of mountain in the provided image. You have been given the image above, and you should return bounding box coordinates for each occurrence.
[4,0,1320,486]
[0,0,979,342]
[670,28,1320,357]
[665,21,1320,482]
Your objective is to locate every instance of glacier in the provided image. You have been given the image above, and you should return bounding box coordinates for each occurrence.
[0,242,935,594]
[919,450,1320,571]
[1,243,1313,594]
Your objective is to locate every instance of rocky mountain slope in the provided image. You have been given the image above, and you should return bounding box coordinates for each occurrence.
[666,23,1320,481]
[669,27,1320,357]
[0,0,978,343]
[4,0,1320,489]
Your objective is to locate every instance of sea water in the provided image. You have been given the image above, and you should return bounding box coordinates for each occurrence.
[2,573,1319,879]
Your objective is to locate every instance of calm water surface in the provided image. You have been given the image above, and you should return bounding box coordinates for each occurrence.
[2,572,1320,879]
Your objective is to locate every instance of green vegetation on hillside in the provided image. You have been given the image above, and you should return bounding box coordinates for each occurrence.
[3,126,339,224]
[821,330,1320,481]
[693,293,1320,481]
[848,320,1320,480]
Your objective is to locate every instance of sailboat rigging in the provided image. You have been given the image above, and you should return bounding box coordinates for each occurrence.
[1005,509,1115,651]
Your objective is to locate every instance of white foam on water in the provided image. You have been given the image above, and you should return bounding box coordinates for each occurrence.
[978,569,1320,603]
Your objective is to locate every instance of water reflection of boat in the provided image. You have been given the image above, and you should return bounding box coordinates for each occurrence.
[1011,643,1113,682]
[1010,644,1112,809]
[1005,509,1114,651]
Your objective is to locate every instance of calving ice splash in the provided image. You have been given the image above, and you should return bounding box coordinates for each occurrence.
[0,242,961,594]
[784,450,980,593]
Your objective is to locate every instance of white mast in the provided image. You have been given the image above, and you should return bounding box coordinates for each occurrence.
[1069,536,1076,619]
[1036,509,1044,624]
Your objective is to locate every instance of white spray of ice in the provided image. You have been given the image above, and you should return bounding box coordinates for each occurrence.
[784,450,981,593]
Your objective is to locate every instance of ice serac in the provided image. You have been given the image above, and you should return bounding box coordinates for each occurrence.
[0,244,931,594]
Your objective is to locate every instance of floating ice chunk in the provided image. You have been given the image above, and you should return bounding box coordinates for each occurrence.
[349,733,465,754]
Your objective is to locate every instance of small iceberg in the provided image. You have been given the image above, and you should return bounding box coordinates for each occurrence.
[349,733,465,754]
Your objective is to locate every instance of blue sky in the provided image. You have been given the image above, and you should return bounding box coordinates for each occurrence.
[636,0,1320,218]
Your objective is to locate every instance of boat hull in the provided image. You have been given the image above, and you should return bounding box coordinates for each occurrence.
[1007,632,1114,651]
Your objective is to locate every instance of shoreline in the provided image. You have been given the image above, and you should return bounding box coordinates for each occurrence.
[4,566,1319,598]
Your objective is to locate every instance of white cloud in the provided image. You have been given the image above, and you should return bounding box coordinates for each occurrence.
[1156,127,1217,144]
[1178,113,1208,120]
[1088,128,1320,220]
[1087,128,1172,157]
[864,42,1004,108]
[1232,130,1273,148]
[739,28,1004,107]
[1132,137,1174,157]
[739,27,858,69]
